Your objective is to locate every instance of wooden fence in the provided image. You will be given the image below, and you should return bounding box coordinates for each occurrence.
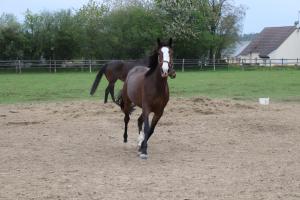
[0,58,299,73]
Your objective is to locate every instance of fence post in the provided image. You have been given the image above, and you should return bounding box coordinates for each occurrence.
[297,58,299,66]
[89,60,92,73]
[182,59,185,72]
[241,59,244,70]
[227,60,229,71]
[15,60,18,73]
[282,58,284,66]
[200,59,203,70]
[54,60,57,73]
[49,59,52,73]
[18,60,21,74]
[213,54,216,71]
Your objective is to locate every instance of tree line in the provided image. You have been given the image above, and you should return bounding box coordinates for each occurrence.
[0,0,245,60]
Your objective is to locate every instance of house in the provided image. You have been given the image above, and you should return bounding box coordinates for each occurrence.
[238,26,300,65]
[223,40,251,58]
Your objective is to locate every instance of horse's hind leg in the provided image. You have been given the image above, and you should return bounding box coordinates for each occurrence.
[109,83,115,102]
[104,85,110,103]
[121,85,132,143]
[123,113,130,143]
[104,82,115,103]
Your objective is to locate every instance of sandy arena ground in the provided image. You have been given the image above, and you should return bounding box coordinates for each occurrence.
[0,98,300,200]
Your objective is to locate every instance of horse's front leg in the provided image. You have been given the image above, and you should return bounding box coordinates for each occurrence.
[139,112,163,159]
[137,114,144,147]
[148,112,163,140]
[140,112,150,159]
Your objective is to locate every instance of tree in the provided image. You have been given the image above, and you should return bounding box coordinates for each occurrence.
[200,0,245,59]
[155,0,245,59]
[52,10,79,59]
[155,0,203,39]
[23,10,56,59]
[101,3,164,59]
[0,0,245,60]
[23,9,80,60]
[75,0,108,59]
[0,13,25,59]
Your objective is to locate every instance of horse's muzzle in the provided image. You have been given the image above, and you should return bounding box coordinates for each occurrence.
[161,72,169,78]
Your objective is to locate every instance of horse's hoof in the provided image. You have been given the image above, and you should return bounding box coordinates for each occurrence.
[140,154,148,159]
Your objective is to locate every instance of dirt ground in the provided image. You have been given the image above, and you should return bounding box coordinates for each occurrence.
[0,97,300,200]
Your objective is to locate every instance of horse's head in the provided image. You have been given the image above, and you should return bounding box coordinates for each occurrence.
[157,38,176,79]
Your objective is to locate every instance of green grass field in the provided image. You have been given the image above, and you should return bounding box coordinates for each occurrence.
[0,70,300,104]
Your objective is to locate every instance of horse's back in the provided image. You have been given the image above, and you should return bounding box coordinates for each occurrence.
[107,60,124,68]
[122,59,149,80]
[125,66,148,107]
[128,66,148,75]
[106,60,148,82]
[126,66,148,87]
[104,60,124,80]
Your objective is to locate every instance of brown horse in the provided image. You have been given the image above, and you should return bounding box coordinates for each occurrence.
[90,58,148,103]
[118,38,175,159]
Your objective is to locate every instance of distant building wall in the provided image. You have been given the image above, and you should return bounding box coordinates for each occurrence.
[269,29,300,59]
[239,53,259,60]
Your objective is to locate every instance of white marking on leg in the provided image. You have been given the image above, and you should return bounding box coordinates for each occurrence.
[137,131,145,147]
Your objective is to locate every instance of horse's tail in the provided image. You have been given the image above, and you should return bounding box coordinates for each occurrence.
[90,64,107,96]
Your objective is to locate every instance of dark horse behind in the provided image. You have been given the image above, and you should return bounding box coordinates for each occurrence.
[89,56,176,103]
[117,38,175,159]
[89,58,148,103]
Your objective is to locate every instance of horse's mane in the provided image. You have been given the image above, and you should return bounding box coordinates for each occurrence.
[145,49,159,77]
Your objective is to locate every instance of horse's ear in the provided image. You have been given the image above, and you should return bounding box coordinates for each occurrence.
[157,38,161,46]
[169,38,173,47]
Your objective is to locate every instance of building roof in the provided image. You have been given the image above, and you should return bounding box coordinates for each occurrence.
[239,26,296,57]
[223,41,251,57]
[233,41,251,57]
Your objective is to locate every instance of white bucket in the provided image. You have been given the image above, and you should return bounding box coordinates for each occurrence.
[259,97,270,105]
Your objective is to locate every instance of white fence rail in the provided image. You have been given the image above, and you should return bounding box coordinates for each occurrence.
[0,58,299,73]
[229,58,300,66]
[0,60,110,73]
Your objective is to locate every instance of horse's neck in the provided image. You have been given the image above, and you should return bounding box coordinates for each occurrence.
[152,64,168,93]
[145,51,168,93]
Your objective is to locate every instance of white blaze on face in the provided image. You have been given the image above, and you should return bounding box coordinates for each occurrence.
[161,47,170,74]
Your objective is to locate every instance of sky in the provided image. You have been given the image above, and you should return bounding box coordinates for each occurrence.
[237,0,300,33]
[0,0,90,20]
[0,0,299,34]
